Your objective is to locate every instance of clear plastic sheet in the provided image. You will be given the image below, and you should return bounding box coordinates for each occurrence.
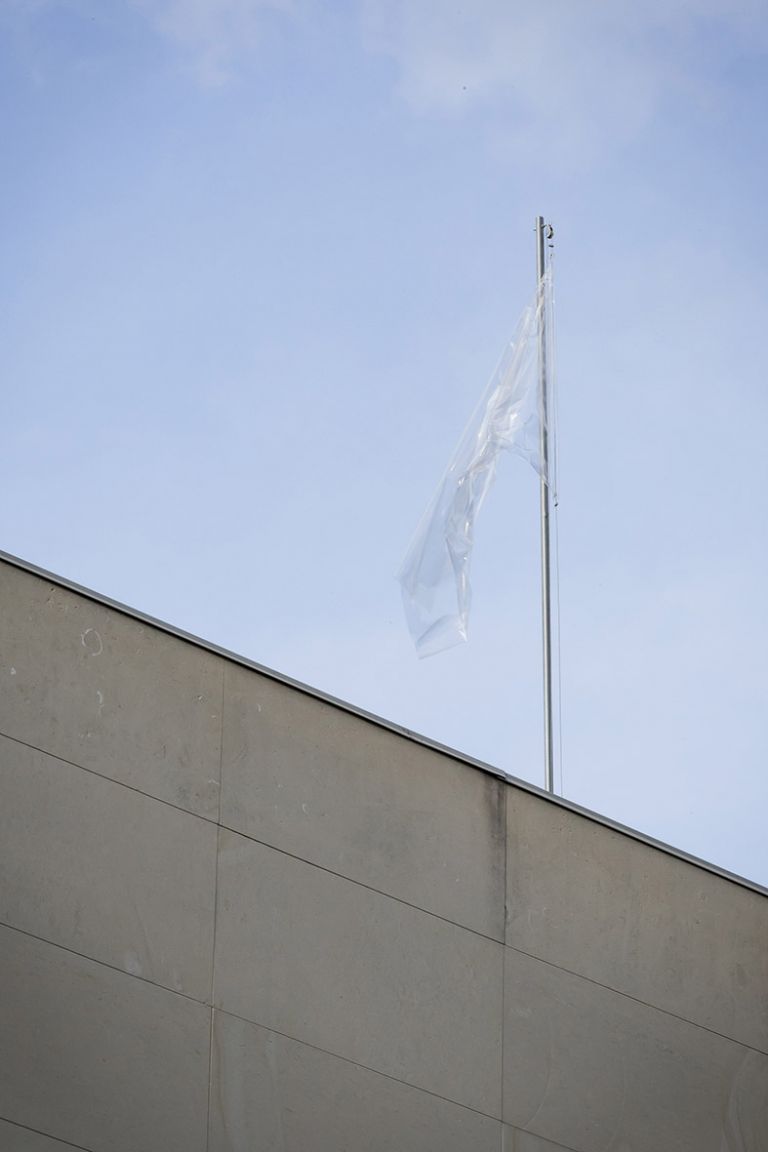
[399,269,553,657]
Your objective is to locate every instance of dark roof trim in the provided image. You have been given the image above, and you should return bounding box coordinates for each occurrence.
[2,547,766,901]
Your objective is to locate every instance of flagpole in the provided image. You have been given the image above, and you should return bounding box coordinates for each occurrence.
[536,216,555,793]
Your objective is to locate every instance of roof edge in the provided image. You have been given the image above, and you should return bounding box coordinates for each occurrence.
[2,547,766,901]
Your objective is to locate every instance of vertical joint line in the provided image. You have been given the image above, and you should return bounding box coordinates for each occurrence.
[206,664,226,1149]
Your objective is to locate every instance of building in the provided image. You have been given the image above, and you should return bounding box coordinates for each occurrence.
[0,551,766,1151]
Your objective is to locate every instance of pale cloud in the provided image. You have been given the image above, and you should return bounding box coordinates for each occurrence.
[3,0,301,86]
[362,0,768,158]
[133,0,298,84]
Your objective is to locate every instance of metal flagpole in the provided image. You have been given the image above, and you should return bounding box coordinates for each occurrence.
[536,216,555,793]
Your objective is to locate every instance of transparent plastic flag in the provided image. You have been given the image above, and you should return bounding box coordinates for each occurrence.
[399,269,552,658]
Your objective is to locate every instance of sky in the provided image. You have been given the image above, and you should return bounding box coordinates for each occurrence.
[2,0,768,885]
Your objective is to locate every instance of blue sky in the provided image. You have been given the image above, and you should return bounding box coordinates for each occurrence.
[3,0,768,883]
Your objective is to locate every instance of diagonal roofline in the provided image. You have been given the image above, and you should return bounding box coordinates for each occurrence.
[1,546,765,901]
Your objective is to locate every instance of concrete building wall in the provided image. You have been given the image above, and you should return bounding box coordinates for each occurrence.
[0,553,766,1152]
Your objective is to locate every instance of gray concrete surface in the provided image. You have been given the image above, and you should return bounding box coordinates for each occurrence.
[0,562,223,817]
[213,827,503,1116]
[507,788,768,1051]
[0,1120,87,1152]
[0,1120,87,1151]
[503,946,764,1152]
[209,1009,501,1152]
[0,734,217,998]
[0,926,210,1152]
[504,1131,576,1152]
[222,662,506,939]
[1,553,767,1151]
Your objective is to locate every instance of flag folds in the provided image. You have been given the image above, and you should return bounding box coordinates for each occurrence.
[399,269,552,657]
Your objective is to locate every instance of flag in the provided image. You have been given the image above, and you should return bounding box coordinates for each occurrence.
[398,268,552,657]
